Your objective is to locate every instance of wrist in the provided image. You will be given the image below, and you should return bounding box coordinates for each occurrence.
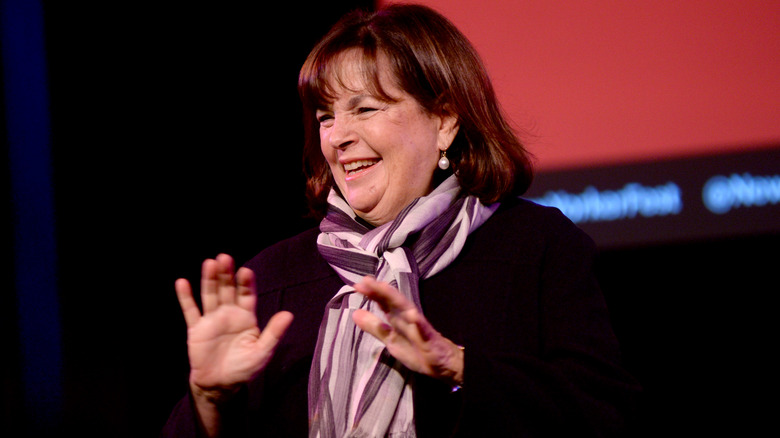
[190,384,225,438]
[190,380,241,406]
[450,344,465,391]
[435,341,464,390]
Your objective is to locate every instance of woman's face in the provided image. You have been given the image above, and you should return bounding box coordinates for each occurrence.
[316,50,459,226]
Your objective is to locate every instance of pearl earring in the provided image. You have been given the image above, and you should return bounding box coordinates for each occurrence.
[438,149,450,170]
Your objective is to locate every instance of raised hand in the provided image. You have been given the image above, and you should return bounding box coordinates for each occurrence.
[351,276,464,387]
[175,254,293,433]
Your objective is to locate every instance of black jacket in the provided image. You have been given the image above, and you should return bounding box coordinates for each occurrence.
[162,198,640,437]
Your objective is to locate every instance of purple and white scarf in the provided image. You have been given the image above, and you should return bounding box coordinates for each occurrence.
[308,176,498,437]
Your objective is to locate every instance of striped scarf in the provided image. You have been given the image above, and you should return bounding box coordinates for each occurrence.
[308,176,498,437]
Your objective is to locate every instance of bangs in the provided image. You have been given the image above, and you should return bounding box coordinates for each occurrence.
[299,47,398,111]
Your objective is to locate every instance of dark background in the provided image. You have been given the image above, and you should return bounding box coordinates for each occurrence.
[4,2,370,436]
[3,1,777,436]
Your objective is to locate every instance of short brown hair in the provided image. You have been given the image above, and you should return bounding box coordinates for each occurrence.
[299,3,534,218]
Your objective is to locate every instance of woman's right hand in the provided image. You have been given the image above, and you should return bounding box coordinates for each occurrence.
[175,254,293,433]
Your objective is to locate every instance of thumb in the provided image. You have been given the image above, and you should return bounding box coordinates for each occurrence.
[255,311,294,355]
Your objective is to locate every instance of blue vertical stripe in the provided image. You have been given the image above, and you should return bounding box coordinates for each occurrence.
[1,0,63,429]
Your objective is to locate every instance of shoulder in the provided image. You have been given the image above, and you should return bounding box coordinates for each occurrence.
[486,196,570,227]
[475,196,594,253]
[453,196,597,274]
[243,227,336,293]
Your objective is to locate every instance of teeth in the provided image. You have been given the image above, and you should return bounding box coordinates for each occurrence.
[344,159,379,173]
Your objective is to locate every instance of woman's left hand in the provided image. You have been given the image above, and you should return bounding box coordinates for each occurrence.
[352,276,464,387]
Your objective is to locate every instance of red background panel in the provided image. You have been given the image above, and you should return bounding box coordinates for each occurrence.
[381,0,780,170]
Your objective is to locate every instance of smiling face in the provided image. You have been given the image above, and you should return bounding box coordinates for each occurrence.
[316,50,459,226]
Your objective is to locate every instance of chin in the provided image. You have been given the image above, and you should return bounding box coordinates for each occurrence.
[342,188,382,215]
[348,200,380,218]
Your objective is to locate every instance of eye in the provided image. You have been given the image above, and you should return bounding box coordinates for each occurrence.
[316,111,334,126]
[357,107,378,114]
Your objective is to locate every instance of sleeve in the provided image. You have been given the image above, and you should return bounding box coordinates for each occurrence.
[160,392,201,438]
[419,207,642,437]
[160,387,255,438]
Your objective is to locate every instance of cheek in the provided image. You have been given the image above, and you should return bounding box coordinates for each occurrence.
[395,131,439,175]
[319,136,341,173]
[319,131,331,161]
[385,146,438,198]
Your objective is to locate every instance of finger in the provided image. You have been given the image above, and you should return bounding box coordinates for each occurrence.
[380,307,432,349]
[352,309,392,342]
[354,277,431,344]
[216,254,237,305]
[411,312,438,342]
[252,311,294,361]
[353,276,414,314]
[391,307,438,343]
[261,310,294,340]
[235,267,257,312]
[174,278,201,328]
[200,258,219,313]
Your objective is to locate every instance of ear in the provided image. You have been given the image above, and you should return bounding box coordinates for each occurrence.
[436,109,460,152]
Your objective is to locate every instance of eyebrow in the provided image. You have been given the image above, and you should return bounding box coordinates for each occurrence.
[347,94,369,109]
[316,94,378,113]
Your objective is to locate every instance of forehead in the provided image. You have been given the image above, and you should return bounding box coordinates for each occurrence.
[328,50,370,88]
[319,49,399,104]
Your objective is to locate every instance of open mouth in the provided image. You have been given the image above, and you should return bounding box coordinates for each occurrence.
[344,159,381,177]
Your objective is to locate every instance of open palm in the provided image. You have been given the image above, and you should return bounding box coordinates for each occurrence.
[175,254,293,398]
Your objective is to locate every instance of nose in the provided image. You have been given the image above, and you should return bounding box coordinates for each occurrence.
[327,115,358,150]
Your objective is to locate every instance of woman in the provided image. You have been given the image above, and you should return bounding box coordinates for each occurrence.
[163,4,640,437]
